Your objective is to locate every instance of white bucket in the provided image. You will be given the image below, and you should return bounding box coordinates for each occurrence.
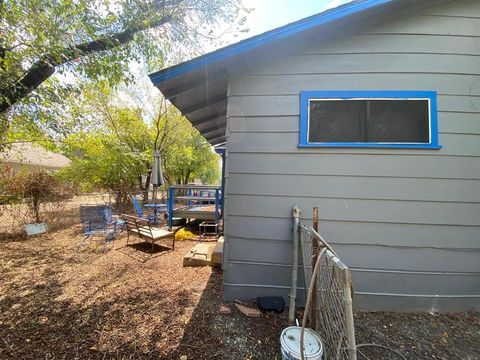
[280,326,323,360]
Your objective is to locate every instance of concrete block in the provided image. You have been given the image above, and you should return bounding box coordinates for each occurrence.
[211,236,224,268]
[183,243,215,267]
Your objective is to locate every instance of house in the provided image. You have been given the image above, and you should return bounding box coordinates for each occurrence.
[149,0,480,312]
[0,143,71,172]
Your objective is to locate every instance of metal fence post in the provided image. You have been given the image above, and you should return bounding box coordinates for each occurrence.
[289,206,301,325]
[311,207,319,330]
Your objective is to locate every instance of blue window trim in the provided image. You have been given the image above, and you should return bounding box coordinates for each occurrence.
[299,90,442,149]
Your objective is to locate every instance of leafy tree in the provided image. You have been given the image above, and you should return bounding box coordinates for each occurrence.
[60,110,151,209]
[162,114,220,185]
[0,0,246,144]
[60,97,219,207]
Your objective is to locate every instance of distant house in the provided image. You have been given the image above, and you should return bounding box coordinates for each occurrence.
[0,143,70,172]
[149,0,480,312]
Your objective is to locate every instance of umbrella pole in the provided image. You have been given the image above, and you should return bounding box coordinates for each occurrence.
[153,186,157,223]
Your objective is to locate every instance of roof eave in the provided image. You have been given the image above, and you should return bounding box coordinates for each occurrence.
[149,0,396,86]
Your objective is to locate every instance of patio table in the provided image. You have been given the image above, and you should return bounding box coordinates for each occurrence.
[144,203,167,223]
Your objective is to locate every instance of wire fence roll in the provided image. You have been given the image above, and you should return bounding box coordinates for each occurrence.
[299,222,357,360]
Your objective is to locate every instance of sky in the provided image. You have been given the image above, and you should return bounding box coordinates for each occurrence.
[239,0,352,40]
[124,0,353,111]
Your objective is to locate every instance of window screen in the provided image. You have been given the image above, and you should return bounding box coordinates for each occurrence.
[308,99,430,143]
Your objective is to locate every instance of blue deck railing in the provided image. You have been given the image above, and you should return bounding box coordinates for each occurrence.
[167,185,221,228]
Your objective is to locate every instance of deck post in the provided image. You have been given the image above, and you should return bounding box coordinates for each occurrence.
[168,186,175,229]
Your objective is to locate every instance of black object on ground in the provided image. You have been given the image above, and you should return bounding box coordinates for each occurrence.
[257,296,286,313]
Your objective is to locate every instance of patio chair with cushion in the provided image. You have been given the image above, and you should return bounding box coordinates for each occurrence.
[122,214,175,252]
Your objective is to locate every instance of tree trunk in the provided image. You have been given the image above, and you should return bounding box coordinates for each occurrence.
[33,196,41,223]
[143,169,152,201]
[1,13,173,114]
[184,170,192,185]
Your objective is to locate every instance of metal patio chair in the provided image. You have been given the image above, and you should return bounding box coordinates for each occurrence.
[77,204,117,252]
[131,196,156,222]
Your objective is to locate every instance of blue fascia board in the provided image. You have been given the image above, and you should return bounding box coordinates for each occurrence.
[214,147,226,155]
[149,0,394,86]
[299,90,442,149]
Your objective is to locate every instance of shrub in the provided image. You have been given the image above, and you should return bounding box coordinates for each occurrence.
[0,165,20,205]
[7,169,72,223]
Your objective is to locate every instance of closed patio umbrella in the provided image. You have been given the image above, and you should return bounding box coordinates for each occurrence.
[151,150,164,206]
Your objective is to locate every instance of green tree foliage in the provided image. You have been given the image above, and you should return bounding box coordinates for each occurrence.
[0,0,246,144]
[162,115,220,185]
[60,96,219,206]
[60,108,151,208]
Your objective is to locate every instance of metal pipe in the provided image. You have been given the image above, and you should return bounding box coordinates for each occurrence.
[311,207,319,330]
[301,248,328,360]
[289,205,301,325]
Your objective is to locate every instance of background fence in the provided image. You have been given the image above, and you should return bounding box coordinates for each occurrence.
[0,192,122,239]
[0,189,170,239]
[299,222,357,360]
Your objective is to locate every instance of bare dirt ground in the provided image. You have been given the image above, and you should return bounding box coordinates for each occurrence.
[0,225,479,359]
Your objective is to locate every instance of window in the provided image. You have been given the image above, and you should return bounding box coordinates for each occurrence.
[299,91,441,149]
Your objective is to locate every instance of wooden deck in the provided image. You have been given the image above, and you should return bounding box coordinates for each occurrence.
[172,204,219,221]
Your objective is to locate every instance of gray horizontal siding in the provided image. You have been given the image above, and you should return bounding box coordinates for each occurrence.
[223,261,305,289]
[228,113,480,135]
[230,73,480,97]
[227,131,479,157]
[226,237,480,273]
[224,260,480,295]
[353,269,480,295]
[353,293,480,312]
[366,14,480,37]
[423,0,480,17]
[223,0,480,311]
[227,153,480,179]
[227,95,479,116]
[226,215,480,249]
[227,173,480,203]
[237,53,480,76]
[336,245,480,273]
[226,194,480,226]
[293,34,480,56]
[223,283,480,312]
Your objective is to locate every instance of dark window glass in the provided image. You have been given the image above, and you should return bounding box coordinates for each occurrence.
[367,100,429,142]
[308,99,430,143]
[309,100,365,142]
